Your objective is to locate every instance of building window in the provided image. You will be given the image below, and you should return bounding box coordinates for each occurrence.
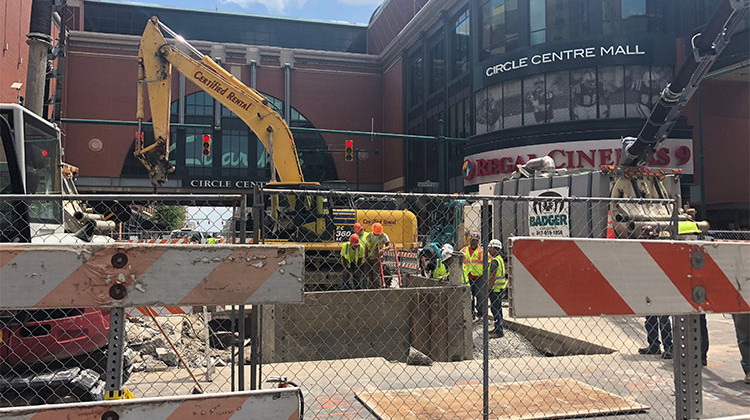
[452,9,471,78]
[428,38,445,95]
[546,0,589,42]
[408,51,425,107]
[448,96,471,138]
[529,0,546,45]
[602,0,655,35]
[481,0,520,59]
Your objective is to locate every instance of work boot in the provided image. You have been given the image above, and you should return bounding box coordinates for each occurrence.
[662,348,673,360]
[638,347,661,355]
[744,372,750,385]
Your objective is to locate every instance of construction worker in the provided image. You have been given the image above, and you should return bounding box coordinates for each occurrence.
[365,222,390,288]
[419,246,439,278]
[431,244,452,279]
[340,234,365,290]
[353,223,369,244]
[207,233,219,244]
[462,231,484,319]
[487,239,507,337]
[637,225,673,359]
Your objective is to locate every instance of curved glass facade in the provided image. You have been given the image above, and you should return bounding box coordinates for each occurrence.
[121,91,336,183]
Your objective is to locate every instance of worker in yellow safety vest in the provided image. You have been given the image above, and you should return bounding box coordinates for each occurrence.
[487,239,507,337]
[365,223,390,289]
[432,244,469,285]
[340,234,365,290]
[461,231,484,319]
[353,222,369,245]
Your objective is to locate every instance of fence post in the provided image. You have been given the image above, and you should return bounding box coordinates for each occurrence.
[481,198,490,420]
[238,195,247,391]
[670,194,703,419]
[104,307,127,398]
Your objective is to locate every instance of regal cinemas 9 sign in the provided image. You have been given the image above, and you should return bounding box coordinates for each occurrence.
[462,139,693,186]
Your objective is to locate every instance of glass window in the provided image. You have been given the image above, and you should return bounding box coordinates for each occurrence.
[481,0,520,59]
[523,74,549,125]
[487,83,503,131]
[547,70,570,122]
[221,129,249,171]
[546,0,589,42]
[475,89,489,135]
[529,0,546,45]
[408,52,425,107]
[598,66,625,118]
[570,68,597,120]
[24,118,61,224]
[603,0,654,35]
[622,0,646,19]
[503,80,522,128]
[428,38,445,94]
[452,9,471,78]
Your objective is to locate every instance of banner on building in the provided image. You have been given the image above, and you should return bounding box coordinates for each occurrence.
[463,138,694,186]
[528,187,570,237]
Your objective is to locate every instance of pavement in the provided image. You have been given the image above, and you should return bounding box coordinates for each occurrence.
[124,313,749,419]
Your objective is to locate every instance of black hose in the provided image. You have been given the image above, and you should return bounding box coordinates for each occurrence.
[29,0,53,38]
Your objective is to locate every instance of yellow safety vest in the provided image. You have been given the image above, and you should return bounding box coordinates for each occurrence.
[490,254,507,292]
[678,221,701,235]
[207,237,218,244]
[462,246,484,277]
[432,262,447,279]
[365,233,388,260]
[340,242,365,266]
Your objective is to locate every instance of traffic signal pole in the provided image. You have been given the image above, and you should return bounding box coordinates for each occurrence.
[355,148,360,190]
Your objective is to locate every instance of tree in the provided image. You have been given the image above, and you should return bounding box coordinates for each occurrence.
[151,205,187,231]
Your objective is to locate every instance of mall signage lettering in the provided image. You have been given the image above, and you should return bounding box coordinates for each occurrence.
[462,138,693,185]
[486,44,645,77]
[190,179,254,189]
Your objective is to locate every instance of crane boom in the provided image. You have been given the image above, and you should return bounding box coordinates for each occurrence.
[134,17,305,187]
[621,0,749,167]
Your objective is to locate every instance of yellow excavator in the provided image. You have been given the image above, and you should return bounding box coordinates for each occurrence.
[134,17,417,287]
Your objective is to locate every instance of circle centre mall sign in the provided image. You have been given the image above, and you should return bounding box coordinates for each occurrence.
[463,138,693,185]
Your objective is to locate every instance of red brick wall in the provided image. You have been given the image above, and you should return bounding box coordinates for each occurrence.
[381,58,404,190]
[0,0,32,104]
[683,79,750,207]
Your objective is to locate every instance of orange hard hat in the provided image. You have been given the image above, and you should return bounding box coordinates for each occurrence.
[353,222,363,231]
[349,234,360,246]
[372,223,383,234]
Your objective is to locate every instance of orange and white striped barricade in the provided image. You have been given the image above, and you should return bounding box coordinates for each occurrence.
[508,237,749,317]
[0,388,300,420]
[509,236,750,419]
[0,243,303,418]
[380,244,402,287]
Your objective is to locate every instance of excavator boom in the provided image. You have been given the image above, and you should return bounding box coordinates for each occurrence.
[135,17,305,186]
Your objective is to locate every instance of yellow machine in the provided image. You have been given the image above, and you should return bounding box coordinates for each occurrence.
[134,17,417,286]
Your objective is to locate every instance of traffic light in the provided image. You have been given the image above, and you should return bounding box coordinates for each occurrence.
[345,139,354,161]
[201,134,211,157]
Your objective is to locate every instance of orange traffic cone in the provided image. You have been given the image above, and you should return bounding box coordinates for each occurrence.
[607,211,616,239]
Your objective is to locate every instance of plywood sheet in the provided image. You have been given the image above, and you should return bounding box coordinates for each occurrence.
[356,378,648,419]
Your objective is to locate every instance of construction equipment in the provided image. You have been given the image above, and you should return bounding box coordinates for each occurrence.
[497,0,747,240]
[134,17,418,288]
[0,103,132,405]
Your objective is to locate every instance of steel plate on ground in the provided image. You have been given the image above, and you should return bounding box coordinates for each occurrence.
[356,378,648,419]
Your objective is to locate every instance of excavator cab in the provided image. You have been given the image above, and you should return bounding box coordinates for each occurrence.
[265,182,335,243]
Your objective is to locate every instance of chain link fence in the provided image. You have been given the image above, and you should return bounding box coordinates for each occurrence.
[253,187,683,419]
[0,195,248,406]
[0,190,735,420]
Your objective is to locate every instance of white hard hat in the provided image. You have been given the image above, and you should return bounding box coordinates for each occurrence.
[489,239,503,250]
[441,244,454,261]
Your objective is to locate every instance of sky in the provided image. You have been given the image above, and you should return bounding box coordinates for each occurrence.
[114,0,384,24]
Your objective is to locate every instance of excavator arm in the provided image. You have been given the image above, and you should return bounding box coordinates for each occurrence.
[134,17,305,187]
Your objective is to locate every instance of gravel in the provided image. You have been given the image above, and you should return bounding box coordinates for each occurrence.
[472,321,543,359]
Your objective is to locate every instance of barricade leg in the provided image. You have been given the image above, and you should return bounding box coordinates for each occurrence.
[673,314,702,420]
[104,308,131,400]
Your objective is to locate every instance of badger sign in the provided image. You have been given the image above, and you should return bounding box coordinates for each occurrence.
[528,187,570,237]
